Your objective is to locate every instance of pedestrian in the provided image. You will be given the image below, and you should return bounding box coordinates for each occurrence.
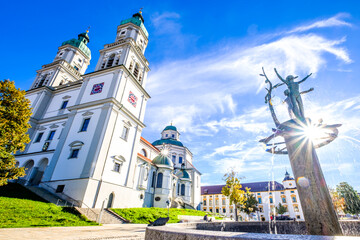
[270,215,274,221]
[203,214,208,222]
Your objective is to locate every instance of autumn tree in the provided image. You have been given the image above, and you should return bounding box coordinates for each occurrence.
[329,187,346,215]
[276,203,287,217]
[222,170,245,221]
[0,80,31,185]
[336,182,360,215]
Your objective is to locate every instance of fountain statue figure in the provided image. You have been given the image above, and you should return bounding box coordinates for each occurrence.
[259,68,343,236]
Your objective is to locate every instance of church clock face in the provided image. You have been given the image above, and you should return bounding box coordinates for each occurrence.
[91,82,104,95]
[128,91,138,107]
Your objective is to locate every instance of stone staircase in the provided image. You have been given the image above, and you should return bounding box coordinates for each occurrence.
[25,185,70,206]
[76,208,127,224]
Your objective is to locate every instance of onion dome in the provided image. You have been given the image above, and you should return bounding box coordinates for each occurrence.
[120,11,148,38]
[176,169,191,180]
[163,125,177,131]
[61,31,91,58]
[152,138,183,147]
[152,155,173,167]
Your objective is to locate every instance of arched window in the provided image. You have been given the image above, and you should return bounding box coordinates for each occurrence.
[37,76,46,87]
[133,63,139,78]
[106,54,115,67]
[156,173,163,188]
[138,73,142,83]
[181,184,185,196]
[141,149,147,157]
[129,61,134,71]
[177,182,180,195]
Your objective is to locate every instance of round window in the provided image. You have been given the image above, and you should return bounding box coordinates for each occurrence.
[155,197,161,201]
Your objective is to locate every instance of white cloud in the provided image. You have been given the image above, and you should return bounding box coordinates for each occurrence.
[287,13,352,34]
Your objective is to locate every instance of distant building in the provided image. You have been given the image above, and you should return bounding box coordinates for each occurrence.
[14,11,201,210]
[201,172,304,221]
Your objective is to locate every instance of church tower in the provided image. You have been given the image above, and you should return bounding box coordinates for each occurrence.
[30,31,91,89]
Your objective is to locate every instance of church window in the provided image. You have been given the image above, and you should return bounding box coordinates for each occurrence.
[69,149,79,158]
[209,199,213,205]
[258,198,262,204]
[215,199,219,205]
[291,190,294,193]
[115,57,119,65]
[292,196,297,203]
[282,197,286,203]
[259,206,263,212]
[172,155,176,163]
[129,61,134,71]
[172,134,175,138]
[56,185,65,193]
[78,58,82,63]
[141,149,147,157]
[106,54,115,67]
[179,156,183,164]
[38,76,46,87]
[59,52,63,56]
[47,131,56,141]
[294,206,299,212]
[296,215,300,219]
[80,118,90,132]
[230,208,233,213]
[34,132,44,143]
[101,61,106,69]
[216,208,219,213]
[223,208,226,213]
[209,208,213,212]
[203,200,206,206]
[121,31,126,35]
[222,198,226,205]
[181,184,185,196]
[138,73,142,83]
[133,63,139,78]
[74,66,79,71]
[165,134,168,137]
[113,162,121,172]
[151,171,156,188]
[270,197,273,203]
[156,173,163,188]
[121,126,129,140]
[280,191,284,194]
[60,101,68,109]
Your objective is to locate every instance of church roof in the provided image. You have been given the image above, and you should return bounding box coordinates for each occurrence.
[201,181,285,195]
[163,125,177,131]
[152,155,173,167]
[152,138,183,147]
[120,12,148,38]
[61,32,91,58]
[283,171,294,181]
[176,169,190,179]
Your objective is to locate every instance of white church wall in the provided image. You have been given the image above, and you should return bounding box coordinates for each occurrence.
[51,107,102,180]
[80,73,114,104]
[43,88,81,119]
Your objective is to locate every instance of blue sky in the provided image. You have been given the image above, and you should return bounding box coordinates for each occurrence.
[1,1,360,190]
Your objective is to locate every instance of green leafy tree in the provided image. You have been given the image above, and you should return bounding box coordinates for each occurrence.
[221,170,245,221]
[276,203,287,217]
[336,182,360,215]
[238,187,259,220]
[0,80,32,185]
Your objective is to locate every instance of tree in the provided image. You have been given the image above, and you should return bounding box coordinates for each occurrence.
[0,80,31,185]
[276,203,287,217]
[336,182,360,215]
[329,187,346,215]
[221,170,245,221]
[238,187,259,221]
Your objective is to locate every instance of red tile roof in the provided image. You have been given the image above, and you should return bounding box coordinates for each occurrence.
[140,136,160,152]
[137,153,153,164]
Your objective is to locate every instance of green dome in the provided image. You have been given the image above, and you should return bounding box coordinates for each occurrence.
[152,139,183,147]
[61,32,91,58]
[120,12,148,38]
[152,155,173,167]
[176,169,190,179]
[163,125,177,131]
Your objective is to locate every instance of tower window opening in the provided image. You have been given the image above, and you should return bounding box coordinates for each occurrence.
[151,171,156,188]
[60,101,68,109]
[38,76,46,87]
[47,130,56,141]
[121,126,129,140]
[80,118,91,132]
[69,149,79,158]
[115,58,119,65]
[179,156,183,164]
[106,54,115,68]
[138,73,142,83]
[78,58,82,63]
[133,64,139,78]
[74,66,79,71]
[34,132,44,143]
[129,61,134,71]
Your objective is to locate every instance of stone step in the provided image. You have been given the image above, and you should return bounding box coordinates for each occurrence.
[76,208,126,224]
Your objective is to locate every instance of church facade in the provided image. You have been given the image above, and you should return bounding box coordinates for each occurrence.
[14,12,201,210]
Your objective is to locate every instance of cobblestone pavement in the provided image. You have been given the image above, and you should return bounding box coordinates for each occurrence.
[0,224,146,240]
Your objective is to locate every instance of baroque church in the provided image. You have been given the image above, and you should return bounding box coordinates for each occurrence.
[14,11,202,210]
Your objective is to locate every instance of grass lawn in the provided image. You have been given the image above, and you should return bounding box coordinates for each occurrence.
[0,183,97,228]
[112,207,222,224]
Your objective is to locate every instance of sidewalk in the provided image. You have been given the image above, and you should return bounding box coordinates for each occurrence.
[0,224,147,240]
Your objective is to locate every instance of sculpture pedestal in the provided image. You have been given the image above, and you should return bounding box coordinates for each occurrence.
[283,120,342,235]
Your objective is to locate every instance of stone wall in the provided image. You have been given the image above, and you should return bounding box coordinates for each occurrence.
[195,221,360,236]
